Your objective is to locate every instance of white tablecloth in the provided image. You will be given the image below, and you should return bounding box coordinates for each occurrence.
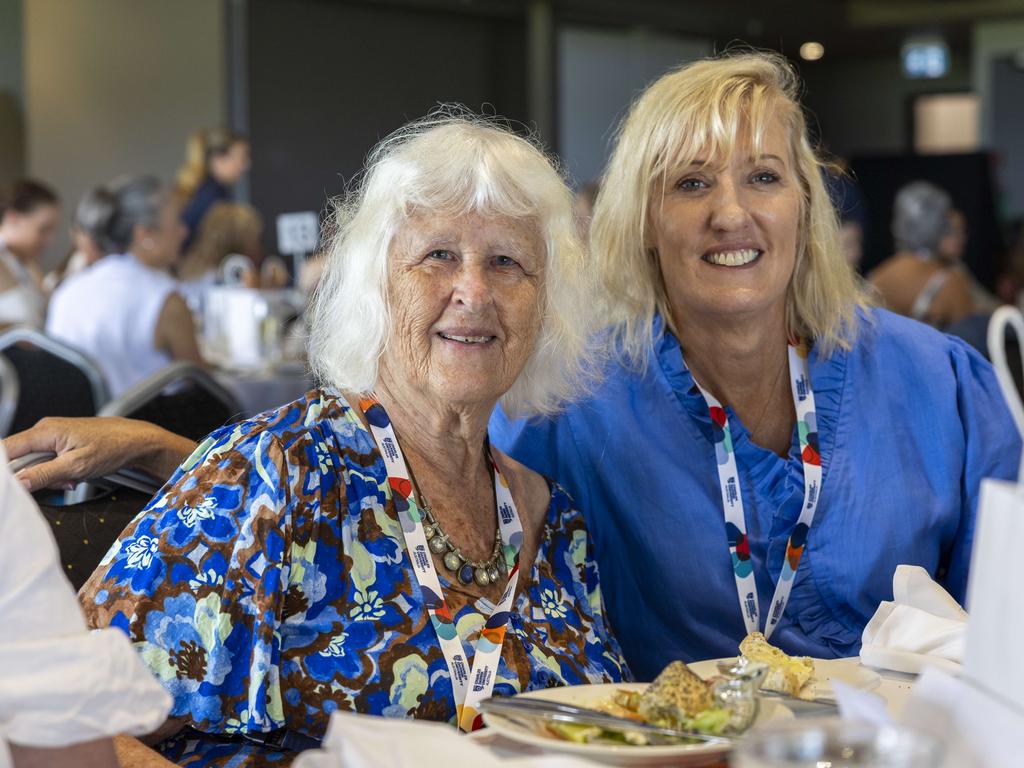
[215,366,314,418]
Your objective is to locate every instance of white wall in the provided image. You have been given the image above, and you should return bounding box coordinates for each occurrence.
[24,0,226,267]
[557,26,710,187]
[0,0,25,185]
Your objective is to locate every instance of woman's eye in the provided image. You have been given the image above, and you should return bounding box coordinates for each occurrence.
[427,249,454,261]
[752,170,780,184]
[676,177,706,192]
[494,255,520,268]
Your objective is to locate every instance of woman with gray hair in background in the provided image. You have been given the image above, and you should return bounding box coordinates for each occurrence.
[46,175,202,397]
[42,187,116,293]
[868,179,975,328]
[78,114,628,766]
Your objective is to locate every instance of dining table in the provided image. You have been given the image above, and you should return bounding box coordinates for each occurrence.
[467,659,918,767]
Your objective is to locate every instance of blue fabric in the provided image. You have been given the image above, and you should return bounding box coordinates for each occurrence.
[181,177,230,251]
[490,309,1021,679]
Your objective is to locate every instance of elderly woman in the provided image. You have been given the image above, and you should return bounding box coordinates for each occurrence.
[491,52,1020,679]
[868,180,975,328]
[79,116,627,766]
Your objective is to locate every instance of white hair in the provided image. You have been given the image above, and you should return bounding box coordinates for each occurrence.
[308,109,598,418]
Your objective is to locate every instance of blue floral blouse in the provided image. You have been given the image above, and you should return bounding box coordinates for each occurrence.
[80,389,629,767]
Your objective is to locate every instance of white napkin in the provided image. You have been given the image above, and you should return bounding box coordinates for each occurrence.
[965,478,1024,713]
[293,711,598,768]
[860,565,966,675]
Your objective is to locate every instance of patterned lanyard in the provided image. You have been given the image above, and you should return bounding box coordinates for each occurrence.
[689,342,822,640]
[359,396,523,732]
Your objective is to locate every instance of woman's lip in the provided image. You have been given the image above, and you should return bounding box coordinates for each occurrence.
[436,331,498,344]
[701,248,764,268]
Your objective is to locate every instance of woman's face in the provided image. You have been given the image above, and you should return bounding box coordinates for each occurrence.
[2,203,60,262]
[380,210,545,409]
[649,115,802,330]
[211,141,251,186]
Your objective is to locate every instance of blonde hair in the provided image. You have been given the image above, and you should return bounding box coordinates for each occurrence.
[175,128,248,200]
[592,51,869,363]
[180,202,262,278]
[308,109,598,418]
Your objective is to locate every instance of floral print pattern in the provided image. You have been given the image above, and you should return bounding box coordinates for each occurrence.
[81,389,629,767]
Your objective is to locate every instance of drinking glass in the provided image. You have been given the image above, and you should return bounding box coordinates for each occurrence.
[731,718,943,768]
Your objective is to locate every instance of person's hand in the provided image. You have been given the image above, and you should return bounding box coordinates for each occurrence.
[4,417,196,493]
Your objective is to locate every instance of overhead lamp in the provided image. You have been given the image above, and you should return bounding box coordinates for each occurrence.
[800,42,825,61]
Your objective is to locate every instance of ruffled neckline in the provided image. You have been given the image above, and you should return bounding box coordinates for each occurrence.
[652,314,849,534]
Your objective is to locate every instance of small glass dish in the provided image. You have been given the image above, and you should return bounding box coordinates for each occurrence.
[710,656,768,733]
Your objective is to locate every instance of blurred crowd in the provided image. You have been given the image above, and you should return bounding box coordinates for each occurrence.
[0,129,306,398]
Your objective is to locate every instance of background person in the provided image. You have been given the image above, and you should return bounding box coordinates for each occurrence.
[0,179,59,329]
[46,175,202,397]
[175,128,251,251]
[868,180,975,328]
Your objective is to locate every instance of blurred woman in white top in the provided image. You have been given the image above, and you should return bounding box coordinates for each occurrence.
[0,179,60,329]
[47,175,203,397]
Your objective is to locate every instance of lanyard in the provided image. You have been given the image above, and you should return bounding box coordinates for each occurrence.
[358,396,522,732]
[689,342,822,640]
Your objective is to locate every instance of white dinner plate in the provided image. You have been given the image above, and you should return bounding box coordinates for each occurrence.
[688,656,881,701]
[481,682,794,767]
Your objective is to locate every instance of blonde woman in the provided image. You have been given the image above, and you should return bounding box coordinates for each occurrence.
[491,52,1020,677]
[176,128,251,250]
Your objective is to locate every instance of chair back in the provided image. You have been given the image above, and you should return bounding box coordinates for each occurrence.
[36,487,153,590]
[0,354,19,437]
[0,327,109,434]
[99,361,242,441]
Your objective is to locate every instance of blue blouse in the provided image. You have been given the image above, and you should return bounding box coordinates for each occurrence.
[490,309,1021,679]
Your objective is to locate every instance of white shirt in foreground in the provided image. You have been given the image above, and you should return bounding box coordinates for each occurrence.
[0,443,170,764]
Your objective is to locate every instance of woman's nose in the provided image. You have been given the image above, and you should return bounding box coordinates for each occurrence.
[709,179,751,231]
[451,262,494,310]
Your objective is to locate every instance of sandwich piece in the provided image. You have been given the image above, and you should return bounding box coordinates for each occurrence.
[739,631,816,698]
[637,660,714,728]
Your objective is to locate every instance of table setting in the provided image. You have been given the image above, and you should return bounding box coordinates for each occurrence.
[193,285,314,416]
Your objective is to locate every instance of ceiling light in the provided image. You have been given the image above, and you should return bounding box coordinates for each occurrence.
[800,42,825,61]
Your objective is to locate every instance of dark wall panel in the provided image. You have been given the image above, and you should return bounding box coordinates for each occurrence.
[247,0,527,252]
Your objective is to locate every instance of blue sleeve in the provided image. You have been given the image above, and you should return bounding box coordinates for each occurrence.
[79,423,297,735]
[944,336,1022,603]
[489,405,593,515]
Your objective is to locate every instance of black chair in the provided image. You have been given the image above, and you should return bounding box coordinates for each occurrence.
[37,486,154,591]
[10,451,162,591]
[0,354,19,437]
[98,362,243,441]
[0,327,108,435]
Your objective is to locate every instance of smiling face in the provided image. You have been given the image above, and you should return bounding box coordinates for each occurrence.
[379,210,545,409]
[649,114,803,331]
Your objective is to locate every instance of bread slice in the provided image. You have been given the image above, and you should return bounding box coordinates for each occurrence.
[739,631,815,698]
